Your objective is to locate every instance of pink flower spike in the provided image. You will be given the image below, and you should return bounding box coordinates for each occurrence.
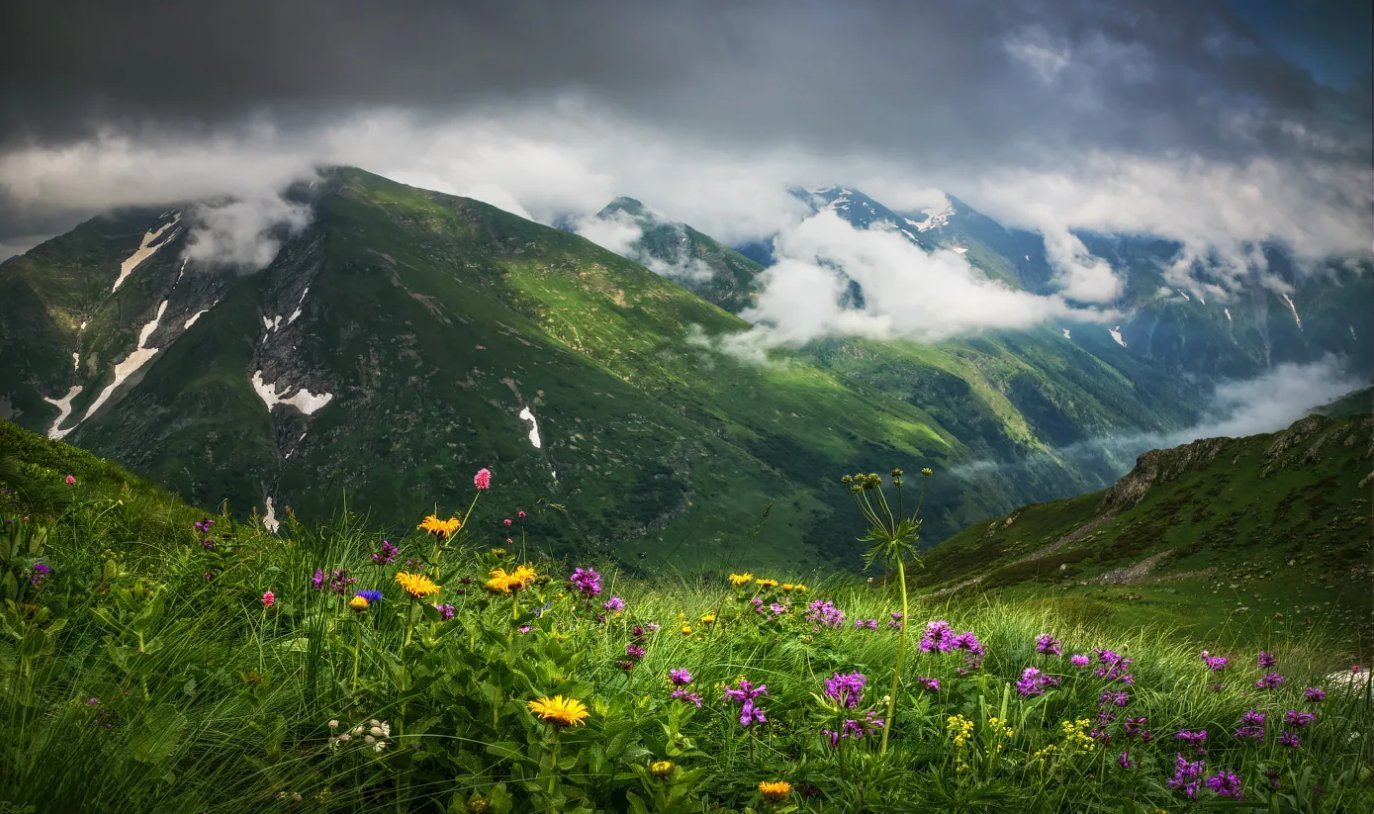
[503,518,512,526]
[517,510,527,518]
[64,474,76,485]
[261,590,276,608]
[473,468,492,490]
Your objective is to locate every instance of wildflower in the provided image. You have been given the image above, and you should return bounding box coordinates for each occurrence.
[502,518,512,527]
[1200,650,1228,670]
[758,781,791,803]
[1284,710,1315,727]
[699,612,716,624]
[355,589,382,604]
[946,714,975,748]
[823,671,867,709]
[434,603,455,620]
[1279,730,1301,748]
[781,582,807,593]
[1258,650,1277,668]
[1016,666,1060,697]
[823,711,884,747]
[1036,634,1062,656]
[804,600,846,628]
[569,567,603,598]
[312,569,325,590]
[724,679,768,727]
[65,474,76,485]
[371,540,398,564]
[649,759,676,779]
[670,689,703,707]
[626,643,646,660]
[666,668,693,686]
[518,625,532,634]
[853,618,879,629]
[313,567,355,594]
[348,595,370,611]
[418,515,461,538]
[1070,653,1091,667]
[1235,709,1265,740]
[1167,754,1206,798]
[1093,648,1134,683]
[1174,730,1208,749]
[916,676,940,692]
[485,566,537,594]
[194,517,215,533]
[888,611,905,629]
[1118,751,1134,769]
[1254,672,1285,690]
[602,596,625,613]
[527,695,589,727]
[919,620,956,652]
[261,590,275,608]
[473,468,492,490]
[679,623,692,635]
[517,510,527,519]
[1205,770,1244,800]
[1124,717,1152,742]
[30,562,51,587]
[754,577,779,589]
[728,572,754,587]
[1304,686,1326,702]
[395,572,441,598]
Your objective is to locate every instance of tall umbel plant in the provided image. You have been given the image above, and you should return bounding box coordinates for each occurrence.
[841,466,931,755]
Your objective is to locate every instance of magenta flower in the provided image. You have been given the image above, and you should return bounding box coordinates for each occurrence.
[569,567,603,598]
[1284,710,1315,727]
[669,668,693,686]
[1070,653,1091,668]
[602,596,625,613]
[503,518,512,526]
[1205,770,1244,800]
[64,474,76,485]
[1200,650,1228,671]
[670,689,703,707]
[823,672,867,709]
[1254,672,1285,690]
[1167,754,1206,798]
[371,540,398,565]
[804,600,846,629]
[1304,687,1326,702]
[1016,666,1060,697]
[1117,751,1133,769]
[916,676,940,691]
[1035,634,1062,656]
[261,590,275,608]
[1279,730,1301,748]
[473,468,492,490]
[626,643,646,660]
[434,603,455,620]
[1257,650,1277,668]
[194,517,215,533]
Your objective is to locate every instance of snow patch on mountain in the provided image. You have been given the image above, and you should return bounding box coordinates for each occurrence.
[1281,293,1303,330]
[1062,328,1072,339]
[251,370,333,415]
[912,199,954,231]
[518,405,542,449]
[184,307,211,329]
[112,217,180,293]
[43,385,83,440]
[81,300,169,421]
[1109,326,1127,347]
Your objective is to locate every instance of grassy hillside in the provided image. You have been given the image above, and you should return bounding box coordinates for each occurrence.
[918,412,1374,649]
[1,421,1370,812]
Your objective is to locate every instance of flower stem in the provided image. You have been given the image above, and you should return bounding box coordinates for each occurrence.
[881,557,910,756]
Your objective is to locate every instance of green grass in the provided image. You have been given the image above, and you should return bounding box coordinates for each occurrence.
[2,426,1371,813]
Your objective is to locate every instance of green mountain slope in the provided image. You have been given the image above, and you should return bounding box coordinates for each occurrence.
[0,167,1048,570]
[918,411,1374,643]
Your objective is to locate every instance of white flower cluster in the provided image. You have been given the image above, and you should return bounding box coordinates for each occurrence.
[328,718,391,753]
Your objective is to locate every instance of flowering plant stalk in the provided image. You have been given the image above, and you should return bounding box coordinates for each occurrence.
[842,466,931,756]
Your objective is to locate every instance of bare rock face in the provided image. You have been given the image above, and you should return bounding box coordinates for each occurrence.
[1101,436,1228,511]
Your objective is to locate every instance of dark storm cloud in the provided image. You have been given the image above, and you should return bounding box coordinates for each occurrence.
[0,0,1365,166]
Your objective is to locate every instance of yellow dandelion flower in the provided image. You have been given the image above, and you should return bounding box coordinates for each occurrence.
[511,564,538,585]
[680,623,692,636]
[348,595,370,611]
[728,572,754,586]
[757,780,792,802]
[754,578,779,589]
[417,514,461,538]
[700,613,716,625]
[527,695,590,727]
[648,759,675,779]
[792,583,808,593]
[395,571,441,598]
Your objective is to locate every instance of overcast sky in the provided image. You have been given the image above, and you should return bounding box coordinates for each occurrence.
[1,0,1369,265]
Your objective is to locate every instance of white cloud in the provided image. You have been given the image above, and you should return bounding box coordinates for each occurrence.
[182,193,312,271]
[573,209,644,257]
[1040,226,1122,302]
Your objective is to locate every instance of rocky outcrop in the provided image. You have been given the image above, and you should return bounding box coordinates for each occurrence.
[1101,436,1228,511]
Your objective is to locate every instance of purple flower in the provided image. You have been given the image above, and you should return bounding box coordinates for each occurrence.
[1035,634,1062,656]
[738,699,767,727]
[919,620,957,652]
[1258,650,1277,668]
[952,631,985,655]
[1118,751,1134,769]
[626,643,646,660]
[1070,653,1091,668]
[823,672,867,709]
[1304,687,1326,702]
[1254,672,1285,690]
[669,689,703,707]
[805,600,846,629]
[1124,717,1152,742]
[853,618,879,630]
[569,567,603,598]
[30,562,51,587]
[1235,709,1266,740]
[669,668,693,686]
[723,678,768,703]
[1279,730,1301,748]
[1200,650,1228,671]
[1093,648,1134,683]
[194,517,215,533]
[517,625,532,634]
[1016,666,1060,697]
[822,711,884,747]
[602,596,625,613]
[888,611,905,630]
[1099,690,1130,708]
[1167,754,1206,798]
[1284,709,1315,727]
[434,603,455,620]
[1174,729,1208,749]
[371,539,398,565]
[312,569,325,590]
[916,676,940,692]
[1205,770,1244,800]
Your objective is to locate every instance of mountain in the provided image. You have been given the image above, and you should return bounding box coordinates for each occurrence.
[917,410,1373,643]
[1,167,1106,570]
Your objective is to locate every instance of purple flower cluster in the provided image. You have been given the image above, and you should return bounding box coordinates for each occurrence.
[1284,709,1315,727]
[668,677,702,707]
[852,618,879,630]
[1092,648,1134,684]
[888,611,904,630]
[1117,751,1133,769]
[30,562,51,587]
[371,540,398,565]
[1205,770,1244,800]
[1035,633,1062,656]
[723,678,768,727]
[194,517,215,533]
[434,603,455,620]
[750,597,789,621]
[1258,650,1277,668]
[823,671,867,709]
[354,589,383,604]
[1016,666,1060,697]
[1304,686,1326,702]
[569,567,603,598]
[1254,672,1285,690]
[804,600,846,629]
[312,568,355,595]
[822,710,884,748]
[1167,754,1206,798]
[1235,709,1265,740]
[919,620,985,671]
[1173,729,1208,752]
[1123,716,1153,742]
[1069,653,1091,668]
[1279,730,1301,748]
[602,596,625,613]
[1099,689,1130,708]
[616,625,654,672]
[1200,650,1228,671]
[916,676,940,692]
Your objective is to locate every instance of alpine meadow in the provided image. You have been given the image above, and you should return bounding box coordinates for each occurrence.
[0,1,1371,812]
